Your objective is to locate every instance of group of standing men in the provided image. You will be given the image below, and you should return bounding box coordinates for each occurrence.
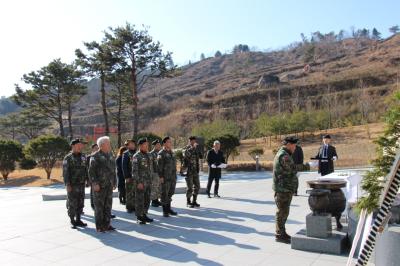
[63,135,226,232]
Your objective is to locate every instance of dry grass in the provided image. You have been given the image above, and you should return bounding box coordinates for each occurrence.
[0,167,63,187]
[235,122,384,168]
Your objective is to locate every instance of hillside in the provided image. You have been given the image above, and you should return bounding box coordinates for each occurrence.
[69,34,400,138]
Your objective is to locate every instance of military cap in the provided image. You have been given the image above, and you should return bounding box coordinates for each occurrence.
[282,136,299,145]
[323,134,331,139]
[162,136,170,144]
[152,139,160,145]
[137,138,148,145]
[70,138,88,146]
[189,136,197,140]
[124,139,136,146]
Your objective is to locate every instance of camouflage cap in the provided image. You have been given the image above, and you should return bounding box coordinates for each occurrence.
[282,136,298,145]
[70,138,88,146]
[137,138,148,145]
[162,136,170,144]
[152,139,161,145]
[124,139,136,146]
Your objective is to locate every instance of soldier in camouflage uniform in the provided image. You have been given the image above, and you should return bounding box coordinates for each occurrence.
[86,143,99,210]
[122,139,136,213]
[273,136,311,243]
[63,138,88,229]
[150,139,162,207]
[132,138,154,224]
[182,136,203,208]
[157,136,178,217]
[88,136,117,232]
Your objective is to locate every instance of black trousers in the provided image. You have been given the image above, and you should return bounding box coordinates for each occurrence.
[206,176,220,195]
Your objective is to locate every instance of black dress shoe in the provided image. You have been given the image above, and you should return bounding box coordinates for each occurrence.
[111,214,116,219]
[214,194,221,198]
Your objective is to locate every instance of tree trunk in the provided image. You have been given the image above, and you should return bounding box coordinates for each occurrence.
[57,93,65,137]
[100,74,110,136]
[117,91,122,147]
[130,65,139,136]
[67,102,73,140]
[45,169,51,179]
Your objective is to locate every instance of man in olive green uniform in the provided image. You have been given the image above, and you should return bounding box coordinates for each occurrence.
[158,136,178,217]
[132,138,154,224]
[182,136,203,208]
[150,139,162,207]
[89,136,117,232]
[63,138,88,229]
[273,136,311,244]
[122,139,136,213]
[86,143,99,210]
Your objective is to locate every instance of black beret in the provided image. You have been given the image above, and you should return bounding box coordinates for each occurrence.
[282,136,299,145]
[162,136,170,144]
[91,143,98,149]
[152,139,160,145]
[323,134,331,139]
[189,136,197,140]
[70,138,88,146]
[124,139,136,146]
[137,138,148,145]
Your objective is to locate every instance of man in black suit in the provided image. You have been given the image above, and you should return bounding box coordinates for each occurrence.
[206,140,226,198]
[314,135,338,176]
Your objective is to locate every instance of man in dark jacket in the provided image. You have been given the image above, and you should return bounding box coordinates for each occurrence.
[206,140,225,198]
[122,139,136,213]
[314,135,338,176]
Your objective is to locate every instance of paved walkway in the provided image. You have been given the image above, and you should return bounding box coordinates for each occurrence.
[0,171,359,265]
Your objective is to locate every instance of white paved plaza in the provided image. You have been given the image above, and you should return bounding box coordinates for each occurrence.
[0,171,358,266]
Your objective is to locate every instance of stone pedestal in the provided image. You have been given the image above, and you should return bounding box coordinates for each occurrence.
[306,213,332,238]
[291,228,348,255]
[292,212,348,255]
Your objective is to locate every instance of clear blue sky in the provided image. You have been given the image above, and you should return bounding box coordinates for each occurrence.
[0,0,399,97]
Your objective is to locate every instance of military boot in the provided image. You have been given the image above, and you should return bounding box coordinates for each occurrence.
[151,199,161,207]
[75,215,87,227]
[162,205,170,217]
[70,216,77,229]
[168,204,178,216]
[275,233,291,244]
[137,216,147,225]
[144,214,154,223]
[192,195,200,207]
[187,197,194,208]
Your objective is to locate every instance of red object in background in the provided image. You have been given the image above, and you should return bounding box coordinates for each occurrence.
[92,126,118,141]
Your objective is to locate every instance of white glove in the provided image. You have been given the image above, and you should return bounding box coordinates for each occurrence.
[211,164,217,168]
[308,161,318,168]
[332,156,337,161]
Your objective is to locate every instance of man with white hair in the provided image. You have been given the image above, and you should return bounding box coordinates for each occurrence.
[88,136,117,232]
[206,140,226,198]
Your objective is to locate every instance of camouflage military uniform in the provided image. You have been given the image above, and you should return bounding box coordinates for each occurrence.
[273,147,310,236]
[183,145,203,199]
[122,149,136,212]
[157,148,177,206]
[88,151,116,230]
[132,151,153,218]
[63,152,88,220]
[150,148,161,201]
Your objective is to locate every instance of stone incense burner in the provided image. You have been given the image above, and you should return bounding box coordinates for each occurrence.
[306,179,347,229]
